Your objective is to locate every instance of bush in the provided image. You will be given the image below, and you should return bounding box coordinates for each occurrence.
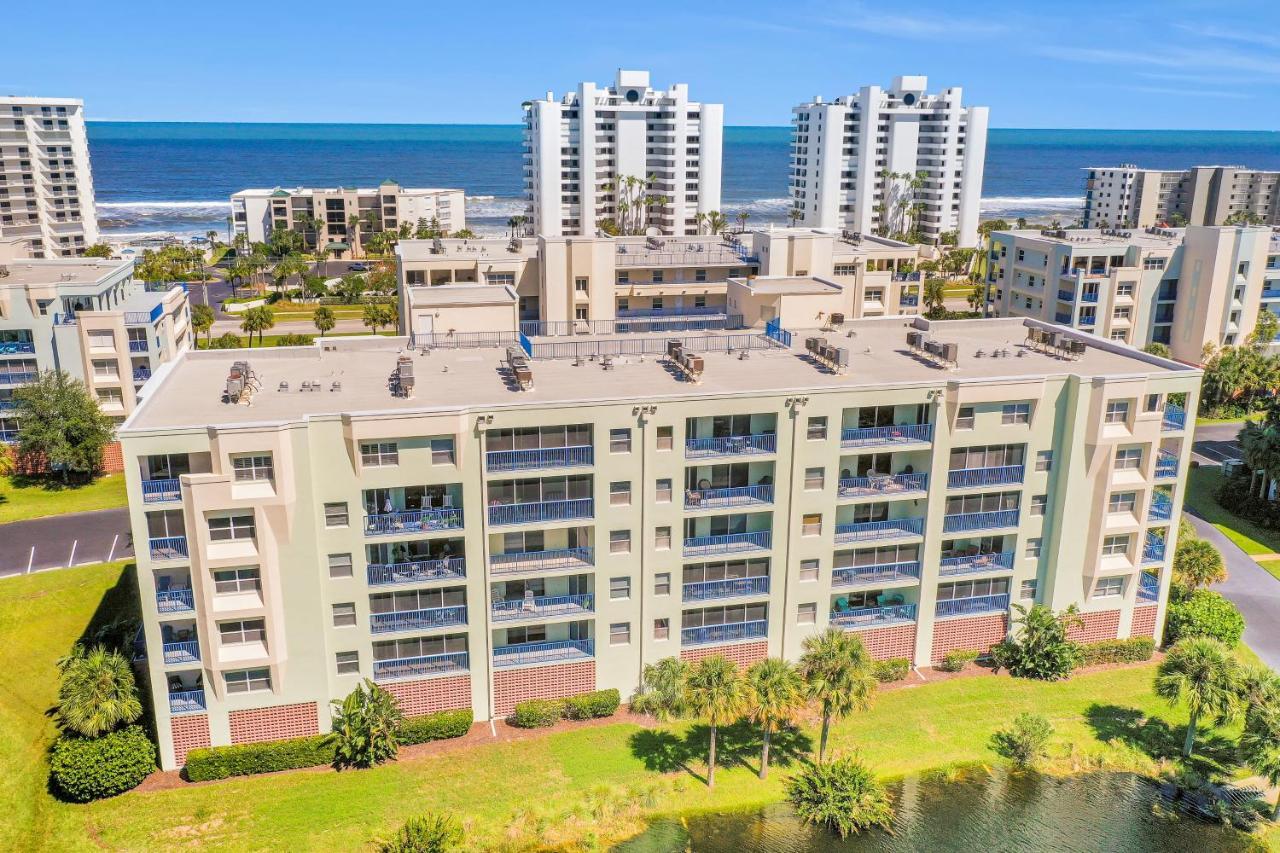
[1078,637,1155,667]
[1165,590,1245,646]
[991,712,1053,767]
[561,689,621,720]
[329,679,403,768]
[510,698,563,728]
[207,332,243,349]
[786,754,894,838]
[873,658,910,683]
[380,813,462,852]
[274,333,314,346]
[49,726,155,802]
[400,709,473,746]
[939,649,978,673]
[990,604,1082,681]
[185,735,335,781]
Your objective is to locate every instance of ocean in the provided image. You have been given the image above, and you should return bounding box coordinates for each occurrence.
[86,123,1280,241]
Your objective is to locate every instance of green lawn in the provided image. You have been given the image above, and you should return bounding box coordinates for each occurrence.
[1184,465,1280,556]
[196,330,396,349]
[3,562,1273,851]
[0,474,128,524]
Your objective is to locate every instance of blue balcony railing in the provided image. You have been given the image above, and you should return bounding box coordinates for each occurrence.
[485,445,594,473]
[0,341,35,354]
[947,465,1024,489]
[491,593,594,621]
[1150,494,1173,521]
[684,433,777,458]
[1081,291,1100,303]
[837,472,928,499]
[1079,314,1096,326]
[370,605,467,634]
[892,271,923,282]
[1055,311,1072,324]
[488,498,593,526]
[0,370,37,385]
[367,557,466,586]
[939,551,1016,576]
[683,530,772,556]
[1162,404,1186,431]
[133,367,152,382]
[489,546,593,575]
[682,619,768,646]
[149,536,189,560]
[1143,535,1167,564]
[374,651,469,681]
[832,561,921,587]
[1155,451,1178,479]
[833,517,924,544]
[900,294,920,307]
[169,689,206,715]
[942,509,1020,533]
[128,339,149,353]
[492,638,594,668]
[364,508,463,536]
[935,593,1010,618]
[156,588,194,612]
[1138,573,1160,603]
[1262,288,1280,300]
[685,484,774,509]
[1057,289,1075,301]
[141,478,181,503]
[682,575,770,602]
[162,639,200,665]
[830,603,918,629]
[840,423,933,448]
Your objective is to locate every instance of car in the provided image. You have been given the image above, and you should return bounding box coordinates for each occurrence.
[347,262,369,272]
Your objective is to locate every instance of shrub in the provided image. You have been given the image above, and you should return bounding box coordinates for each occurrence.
[50,726,155,802]
[991,712,1053,767]
[939,649,979,673]
[185,735,335,781]
[786,754,894,838]
[990,604,1082,680]
[379,813,462,852]
[561,689,621,720]
[329,679,403,768]
[208,332,242,349]
[630,657,690,720]
[510,698,563,728]
[399,709,473,746]
[1078,637,1155,667]
[274,333,314,346]
[873,658,910,683]
[1165,590,1245,646]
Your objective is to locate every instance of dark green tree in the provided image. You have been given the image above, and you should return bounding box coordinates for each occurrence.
[14,371,115,481]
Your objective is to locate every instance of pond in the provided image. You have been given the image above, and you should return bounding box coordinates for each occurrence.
[614,770,1253,852]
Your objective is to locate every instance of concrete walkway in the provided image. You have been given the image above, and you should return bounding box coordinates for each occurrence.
[1186,512,1280,670]
[0,507,133,577]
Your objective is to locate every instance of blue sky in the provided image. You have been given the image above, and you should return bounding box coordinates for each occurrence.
[6,0,1280,128]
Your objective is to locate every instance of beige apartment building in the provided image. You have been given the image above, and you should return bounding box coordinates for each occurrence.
[987,224,1280,363]
[121,313,1197,770]
[1083,165,1280,229]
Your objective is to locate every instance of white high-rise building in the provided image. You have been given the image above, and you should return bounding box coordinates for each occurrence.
[522,70,723,238]
[789,77,989,248]
[0,97,100,257]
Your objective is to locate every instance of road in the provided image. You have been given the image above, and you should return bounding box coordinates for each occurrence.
[0,508,134,577]
[1188,512,1280,670]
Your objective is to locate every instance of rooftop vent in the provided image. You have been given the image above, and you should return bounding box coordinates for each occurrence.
[506,346,533,390]
[224,360,260,404]
[392,355,415,397]
[1026,326,1087,360]
[667,341,704,382]
[805,336,849,373]
[906,332,958,369]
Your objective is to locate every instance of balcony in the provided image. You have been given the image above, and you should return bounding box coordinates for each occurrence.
[837,472,927,500]
[1057,289,1075,302]
[488,498,593,527]
[947,465,1024,489]
[370,605,468,634]
[128,340,149,353]
[840,423,932,449]
[935,593,1010,618]
[0,370,37,385]
[830,603,917,629]
[1262,288,1280,300]
[1150,494,1173,521]
[155,588,194,613]
[0,341,35,355]
[683,530,772,557]
[1081,291,1100,303]
[364,508,463,536]
[148,536,189,561]
[1054,311,1072,324]
[682,575,770,602]
[1162,405,1186,431]
[141,478,181,503]
[162,639,200,665]
[685,484,773,510]
[374,651,469,681]
[939,551,1015,576]
[492,638,594,668]
[485,445,593,473]
[1155,451,1178,479]
[942,509,1020,534]
[1138,573,1160,603]
[684,433,776,459]
[833,517,924,544]
[168,689,206,715]
[133,367,152,383]
[1142,535,1167,565]
[489,547,593,575]
[682,619,768,646]
[367,557,466,586]
[491,593,594,622]
[832,561,920,587]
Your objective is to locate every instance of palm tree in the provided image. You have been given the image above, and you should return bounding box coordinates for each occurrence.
[348,213,363,258]
[239,305,275,347]
[631,657,690,720]
[313,305,336,338]
[1242,703,1280,821]
[745,657,805,779]
[271,254,307,295]
[56,645,142,737]
[191,303,214,347]
[923,278,947,314]
[707,211,728,236]
[684,655,747,788]
[1154,637,1240,758]
[363,302,395,334]
[798,628,877,763]
[693,212,707,235]
[735,211,751,233]
[1173,537,1226,591]
[206,229,219,248]
[787,206,803,227]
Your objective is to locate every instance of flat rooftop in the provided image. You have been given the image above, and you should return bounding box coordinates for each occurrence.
[233,187,460,198]
[397,237,538,263]
[998,228,1184,250]
[729,275,841,295]
[124,317,1197,433]
[0,258,131,287]
[408,284,516,307]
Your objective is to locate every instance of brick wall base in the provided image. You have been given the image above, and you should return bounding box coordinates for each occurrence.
[382,675,471,717]
[228,701,320,745]
[492,661,595,717]
[171,714,211,766]
[1067,609,1121,644]
[11,440,123,475]
[848,624,917,661]
[1131,605,1159,639]
[931,615,1008,664]
[679,641,769,668]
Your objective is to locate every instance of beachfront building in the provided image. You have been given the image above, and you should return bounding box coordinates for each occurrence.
[120,314,1197,769]
[1082,165,1280,229]
[986,224,1280,363]
[395,228,924,338]
[522,70,724,238]
[230,183,466,256]
[0,256,191,437]
[0,97,99,258]
[788,76,989,249]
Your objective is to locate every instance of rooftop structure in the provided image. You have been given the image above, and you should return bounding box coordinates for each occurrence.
[1083,165,1280,230]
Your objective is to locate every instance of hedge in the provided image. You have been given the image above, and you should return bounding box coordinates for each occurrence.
[510,699,563,728]
[939,649,980,672]
[1078,637,1155,667]
[511,689,621,728]
[50,726,156,802]
[1166,590,1245,646]
[873,658,911,683]
[400,708,474,745]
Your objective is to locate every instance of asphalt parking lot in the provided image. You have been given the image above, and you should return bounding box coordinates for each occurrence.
[1193,438,1243,466]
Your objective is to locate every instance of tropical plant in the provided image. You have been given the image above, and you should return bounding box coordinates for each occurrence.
[991,604,1082,680]
[1241,702,1280,821]
[786,754,893,838]
[922,278,947,315]
[735,211,751,232]
[379,813,462,852]
[683,655,746,787]
[630,657,690,720]
[1240,406,1280,499]
[1173,537,1227,592]
[991,712,1053,767]
[1165,589,1245,646]
[328,679,403,768]
[82,243,113,258]
[798,628,877,763]
[313,305,336,337]
[1143,342,1171,359]
[190,303,215,345]
[13,370,115,481]
[239,305,275,346]
[337,273,367,303]
[363,302,395,334]
[1155,637,1240,757]
[271,253,308,293]
[56,645,142,737]
[745,657,805,779]
[209,332,242,349]
[706,210,728,236]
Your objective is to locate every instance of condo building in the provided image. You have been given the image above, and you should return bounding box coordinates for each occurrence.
[986,224,1280,363]
[522,70,724,238]
[121,312,1197,770]
[1082,165,1280,229]
[230,183,466,256]
[0,97,99,257]
[789,76,989,248]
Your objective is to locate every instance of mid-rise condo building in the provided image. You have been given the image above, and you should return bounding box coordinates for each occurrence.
[122,313,1196,769]
[1082,165,1280,229]
[522,70,723,238]
[789,77,989,248]
[0,97,99,257]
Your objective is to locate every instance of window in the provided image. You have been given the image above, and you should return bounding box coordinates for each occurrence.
[654,572,671,596]
[1108,492,1137,513]
[331,602,357,628]
[655,526,672,550]
[610,576,631,599]
[652,270,664,283]
[610,622,631,645]
[1025,538,1042,558]
[1105,401,1130,424]
[609,481,631,506]
[1001,403,1031,424]
[324,502,349,527]
[1094,576,1124,598]
[328,553,353,578]
[654,618,670,640]
[609,428,631,453]
[1035,450,1052,472]
[336,651,359,675]
[91,359,117,377]
[1144,394,1161,413]
[797,602,817,624]
[360,442,399,466]
[807,416,828,440]
[1102,534,1131,556]
[802,513,822,535]
[1114,448,1142,470]
[656,425,673,450]
[695,269,707,282]
[219,618,265,645]
[1020,579,1038,599]
[209,514,255,542]
[431,438,455,465]
[225,668,271,694]
[574,277,589,293]
[656,478,673,502]
[231,454,273,482]
[575,307,588,320]
[1030,495,1047,516]
[956,407,975,430]
[800,559,819,581]
[610,530,631,554]
[212,567,260,594]
[804,467,825,490]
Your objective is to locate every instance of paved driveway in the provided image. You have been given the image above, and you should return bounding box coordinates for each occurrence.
[1185,512,1280,670]
[0,508,134,577]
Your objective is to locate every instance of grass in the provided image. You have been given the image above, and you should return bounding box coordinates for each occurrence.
[1184,465,1280,556]
[196,330,396,349]
[3,562,1273,851]
[0,474,128,524]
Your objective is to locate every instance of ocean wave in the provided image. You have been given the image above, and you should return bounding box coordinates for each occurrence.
[722,197,792,215]
[464,195,527,219]
[980,195,1084,214]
